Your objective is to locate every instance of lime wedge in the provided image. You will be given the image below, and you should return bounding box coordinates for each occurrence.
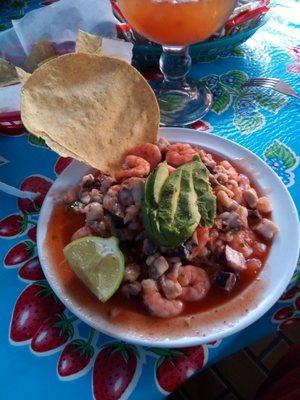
[63,236,124,302]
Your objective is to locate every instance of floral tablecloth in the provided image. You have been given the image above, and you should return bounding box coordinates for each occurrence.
[0,1,299,399]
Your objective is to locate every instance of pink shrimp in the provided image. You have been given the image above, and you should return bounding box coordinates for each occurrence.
[71,226,93,241]
[167,165,176,174]
[166,143,198,167]
[115,155,150,180]
[191,227,210,258]
[127,143,162,170]
[141,279,183,318]
[178,265,210,302]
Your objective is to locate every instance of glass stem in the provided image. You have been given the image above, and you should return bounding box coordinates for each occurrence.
[159,46,191,86]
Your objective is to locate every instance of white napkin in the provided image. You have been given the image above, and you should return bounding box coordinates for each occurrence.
[0,84,21,112]
[12,0,118,55]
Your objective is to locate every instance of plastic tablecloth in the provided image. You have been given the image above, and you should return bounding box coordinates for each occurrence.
[0,1,299,399]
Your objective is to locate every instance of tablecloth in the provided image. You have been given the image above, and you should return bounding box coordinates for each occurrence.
[0,1,299,399]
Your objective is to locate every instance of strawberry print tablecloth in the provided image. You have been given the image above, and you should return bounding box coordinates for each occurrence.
[0,1,299,399]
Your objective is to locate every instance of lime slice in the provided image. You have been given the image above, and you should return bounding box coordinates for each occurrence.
[63,236,124,302]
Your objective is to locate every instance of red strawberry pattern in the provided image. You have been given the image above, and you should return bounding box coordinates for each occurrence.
[190,120,212,132]
[0,214,32,238]
[272,289,300,331]
[153,346,207,393]
[10,280,65,343]
[4,240,35,267]
[18,175,52,214]
[27,226,37,242]
[54,156,73,175]
[57,329,95,378]
[0,111,25,136]
[279,285,299,301]
[93,342,139,400]
[279,317,300,329]
[273,306,294,321]
[31,313,75,354]
[18,257,45,281]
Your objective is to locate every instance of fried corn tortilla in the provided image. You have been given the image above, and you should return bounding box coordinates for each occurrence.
[15,67,31,84]
[21,53,159,173]
[0,58,19,87]
[43,135,84,161]
[75,30,102,55]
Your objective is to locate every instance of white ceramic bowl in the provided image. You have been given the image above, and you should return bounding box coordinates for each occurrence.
[37,127,300,348]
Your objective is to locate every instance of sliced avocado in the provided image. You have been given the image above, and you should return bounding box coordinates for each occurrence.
[143,162,169,208]
[157,167,182,225]
[141,205,170,247]
[158,162,200,248]
[143,171,156,208]
[153,161,169,205]
[141,155,216,249]
[192,159,216,227]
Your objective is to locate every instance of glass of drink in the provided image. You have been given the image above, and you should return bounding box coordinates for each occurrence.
[118,0,237,126]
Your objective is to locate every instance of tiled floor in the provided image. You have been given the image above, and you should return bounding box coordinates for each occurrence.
[168,321,300,400]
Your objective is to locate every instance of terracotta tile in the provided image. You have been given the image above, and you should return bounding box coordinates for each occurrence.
[262,340,290,370]
[182,368,227,400]
[248,333,279,357]
[281,320,300,343]
[215,350,266,400]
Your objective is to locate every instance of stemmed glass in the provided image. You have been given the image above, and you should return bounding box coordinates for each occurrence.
[118,0,237,126]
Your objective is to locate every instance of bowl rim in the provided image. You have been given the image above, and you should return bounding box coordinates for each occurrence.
[37,127,300,348]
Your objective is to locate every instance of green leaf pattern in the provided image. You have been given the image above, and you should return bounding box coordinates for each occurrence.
[264,140,297,169]
[251,91,287,113]
[234,111,265,135]
[28,134,48,148]
[194,46,245,63]
[211,83,231,114]
[263,140,299,187]
[157,94,185,112]
[200,69,287,134]
[220,70,248,93]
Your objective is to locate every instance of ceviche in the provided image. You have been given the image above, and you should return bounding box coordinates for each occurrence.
[62,138,278,319]
[19,49,279,321]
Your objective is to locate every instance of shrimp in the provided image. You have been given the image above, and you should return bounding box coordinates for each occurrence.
[166,143,198,167]
[127,143,162,170]
[191,227,210,258]
[141,279,183,318]
[71,226,93,241]
[157,137,170,154]
[167,165,176,174]
[178,265,210,302]
[160,275,183,300]
[115,155,150,180]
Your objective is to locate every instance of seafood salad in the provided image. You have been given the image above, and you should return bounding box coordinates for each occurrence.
[63,138,279,319]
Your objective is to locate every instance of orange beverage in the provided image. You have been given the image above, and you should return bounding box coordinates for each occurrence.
[118,0,237,46]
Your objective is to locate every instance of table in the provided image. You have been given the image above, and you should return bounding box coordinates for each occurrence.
[0,1,299,399]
